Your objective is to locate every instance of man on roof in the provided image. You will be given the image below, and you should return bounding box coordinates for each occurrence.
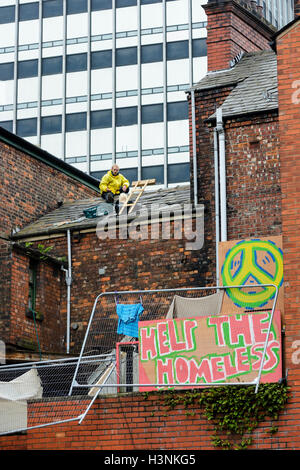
[99,164,130,203]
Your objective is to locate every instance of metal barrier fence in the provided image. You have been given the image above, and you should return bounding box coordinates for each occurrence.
[0,284,279,435]
[0,354,114,436]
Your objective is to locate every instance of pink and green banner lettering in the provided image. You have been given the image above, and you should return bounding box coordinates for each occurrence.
[138,310,282,391]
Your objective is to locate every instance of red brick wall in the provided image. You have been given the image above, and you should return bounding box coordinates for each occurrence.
[0,240,11,342]
[189,84,281,243]
[8,250,64,353]
[277,22,300,387]
[0,138,98,350]
[0,141,97,236]
[224,114,281,239]
[204,0,274,72]
[0,390,296,450]
[26,218,207,354]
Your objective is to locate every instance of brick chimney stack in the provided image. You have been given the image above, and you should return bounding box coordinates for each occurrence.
[203,0,276,72]
[294,0,300,16]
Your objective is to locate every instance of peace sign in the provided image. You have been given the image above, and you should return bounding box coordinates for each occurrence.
[221,239,283,309]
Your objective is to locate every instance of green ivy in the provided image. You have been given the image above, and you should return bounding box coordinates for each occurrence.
[145,383,289,450]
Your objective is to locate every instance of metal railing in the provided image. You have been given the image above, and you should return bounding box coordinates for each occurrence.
[0,283,280,435]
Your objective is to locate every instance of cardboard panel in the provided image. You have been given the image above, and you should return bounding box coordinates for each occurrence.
[219,236,284,315]
[138,311,282,391]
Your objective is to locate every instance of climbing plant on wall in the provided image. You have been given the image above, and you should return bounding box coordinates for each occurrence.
[145,383,289,450]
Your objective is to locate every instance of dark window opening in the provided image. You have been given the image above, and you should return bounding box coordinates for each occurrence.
[0,121,13,133]
[42,0,63,18]
[91,50,112,69]
[0,62,14,81]
[42,56,63,76]
[141,43,163,64]
[91,0,112,10]
[91,109,112,129]
[167,101,188,121]
[192,38,207,58]
[168,162,190,184]
[66,0,87,15]
[41,115,62,135]
[17,117,37,137]
[116,106,137,126]
[18,59,38,79]
[28,259,37,313]
[142,103,163,124]
[66,112,87,132]
[141,165,164,184]
[167,40,189,61]
[116,47,137,67]
[66,53,87,73]
[19,2,39,22]
[0,5,15,24]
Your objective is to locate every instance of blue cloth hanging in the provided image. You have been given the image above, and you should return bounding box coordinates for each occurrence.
[116,303,144,338]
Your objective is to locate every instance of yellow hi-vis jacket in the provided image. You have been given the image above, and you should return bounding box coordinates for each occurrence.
[99,170,129,195]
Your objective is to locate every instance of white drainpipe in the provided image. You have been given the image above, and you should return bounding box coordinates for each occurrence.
[191,89,198,205]
[66,229,72,354]
[213,127,220,286]
[216,107,227,242]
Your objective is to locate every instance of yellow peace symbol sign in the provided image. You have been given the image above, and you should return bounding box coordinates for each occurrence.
[221,239,283,309]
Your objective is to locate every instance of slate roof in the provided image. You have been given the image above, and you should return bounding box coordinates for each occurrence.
[12,185,191,239]
[191,49,278,119]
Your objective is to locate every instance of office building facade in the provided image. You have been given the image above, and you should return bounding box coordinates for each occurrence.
[0,0,295,186]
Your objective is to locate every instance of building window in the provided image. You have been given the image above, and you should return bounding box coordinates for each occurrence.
[141,43,163,64]
[141,165,164,184]
[91,168,138,182]
[66,0,87,15]
[42,56,63,76]
[142,0,175,3]
[91,50,112,69]
[116,167,138,182]
[0,5,15,24]
[41,115,62,135]
[0,121,13,133]
[167,101,188,121]
[167,40,189,61]
[192,38,207,57]
[116,106,137,126]
[42,0,63,18]
[18,59,38,79]
[66,53,87,73]
[91,0,112,10]
[116,47,137,67]
[91,109,112,129]
[66,112,87,132]
[28,260,37,313]
[168,162,190,184]
[19,2,39,22]
[116,0,136,7]
[142,103,163,124]
[17,117,37,137]
[0,62,14,81]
